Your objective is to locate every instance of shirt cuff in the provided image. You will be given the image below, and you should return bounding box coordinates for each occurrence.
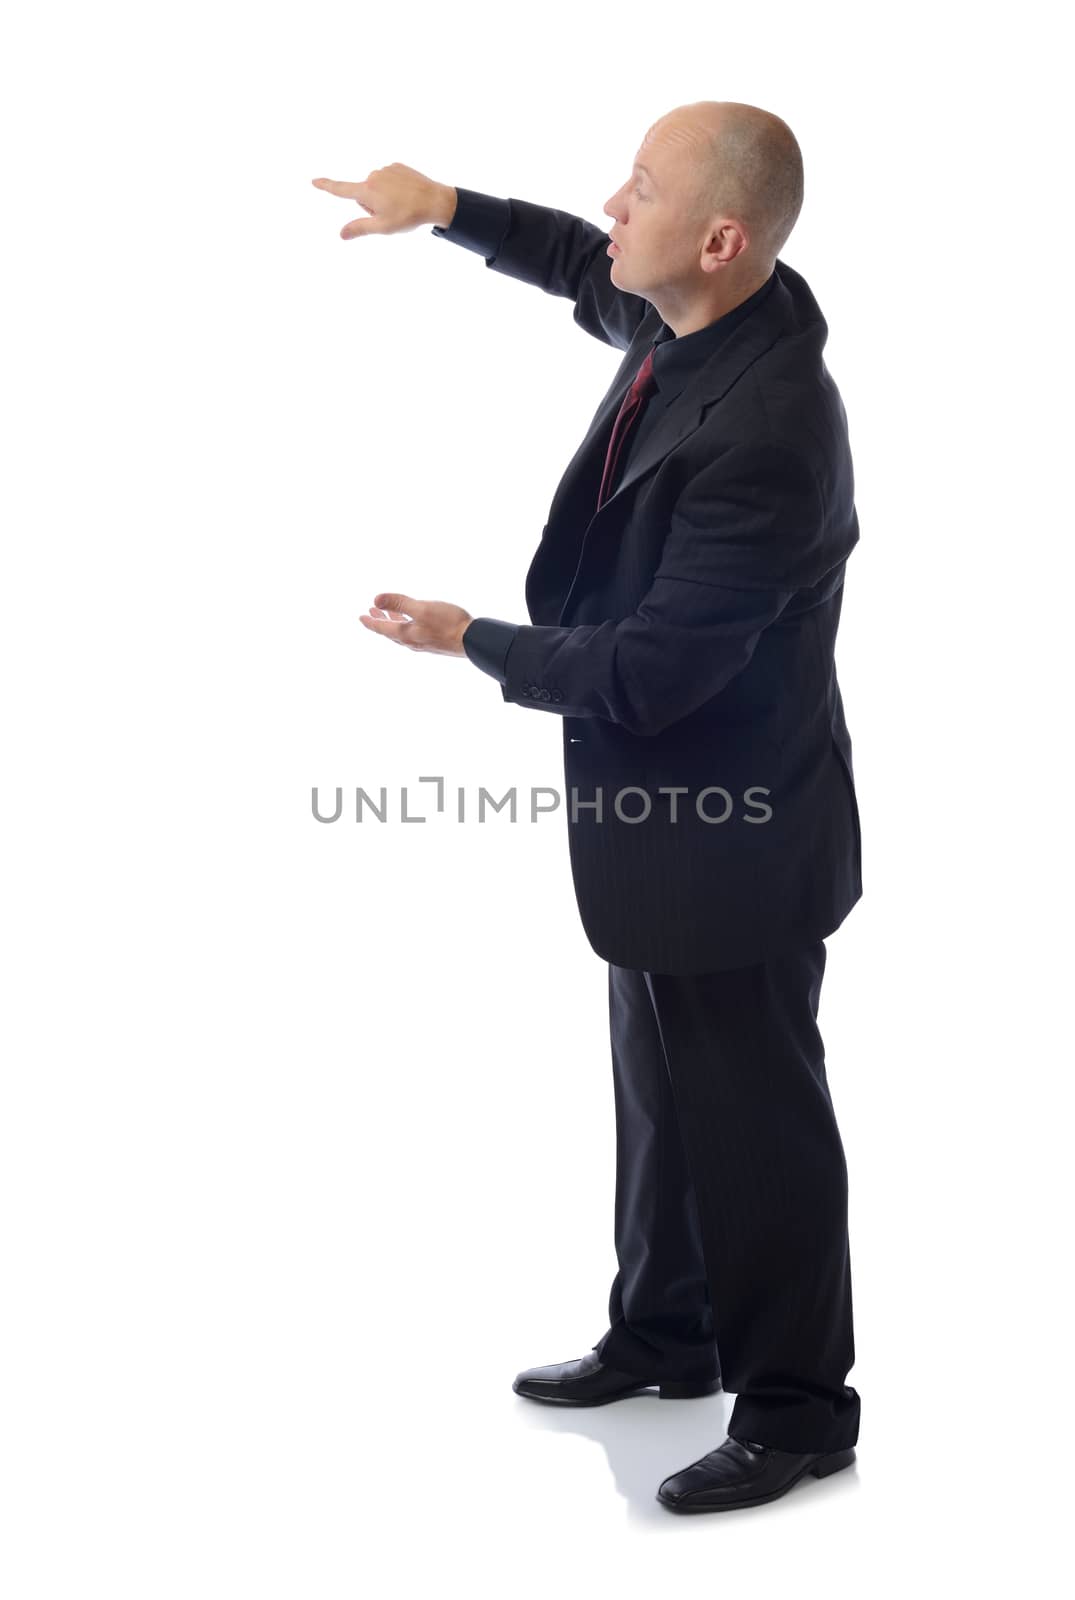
[462,617,518,685]
[431,188,512,260]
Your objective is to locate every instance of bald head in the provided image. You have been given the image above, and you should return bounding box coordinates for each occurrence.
[644,101,804,268]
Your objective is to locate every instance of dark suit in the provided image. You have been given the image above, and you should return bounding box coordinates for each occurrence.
[432,189,861,1453]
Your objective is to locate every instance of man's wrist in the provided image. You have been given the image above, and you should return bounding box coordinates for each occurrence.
[431,184,457,229]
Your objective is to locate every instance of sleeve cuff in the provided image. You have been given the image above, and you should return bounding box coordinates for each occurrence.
[462,616,518,685]
[431,188,512,261]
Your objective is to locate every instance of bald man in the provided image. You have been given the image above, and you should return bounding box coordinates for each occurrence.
[314,101,864,1514]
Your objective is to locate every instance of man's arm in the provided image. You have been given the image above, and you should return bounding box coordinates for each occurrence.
[430,187,512,259]
[471,444,830,738]
[432,186,651,352]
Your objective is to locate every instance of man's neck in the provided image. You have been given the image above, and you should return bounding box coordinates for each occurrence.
[659,270,774,338]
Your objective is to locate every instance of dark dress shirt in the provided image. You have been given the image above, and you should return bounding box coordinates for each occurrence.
[431,187,776,684]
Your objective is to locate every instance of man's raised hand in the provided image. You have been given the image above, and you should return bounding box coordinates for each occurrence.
[312,165,457,239]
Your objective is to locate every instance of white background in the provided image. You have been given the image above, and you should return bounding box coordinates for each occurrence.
[2,2,1071,1593]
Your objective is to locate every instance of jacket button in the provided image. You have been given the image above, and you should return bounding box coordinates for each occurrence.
[540,688,551,701]
[552,690,563,702]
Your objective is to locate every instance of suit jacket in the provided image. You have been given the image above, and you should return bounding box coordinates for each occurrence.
[435,191,863,975]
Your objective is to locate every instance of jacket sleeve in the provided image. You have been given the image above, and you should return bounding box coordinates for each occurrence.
[462,616,519,684]
[490,444,824,738]
[432,186,651,353]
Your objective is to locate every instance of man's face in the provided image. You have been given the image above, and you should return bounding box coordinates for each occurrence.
[603,125,706,300]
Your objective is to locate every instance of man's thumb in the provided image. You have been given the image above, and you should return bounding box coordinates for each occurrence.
[374,593,418,616]
[341,217,382,240]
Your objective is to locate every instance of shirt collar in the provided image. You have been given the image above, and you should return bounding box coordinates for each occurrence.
[649,271,777,404]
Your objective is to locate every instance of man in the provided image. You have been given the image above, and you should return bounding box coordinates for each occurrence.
[313,99,864,1514]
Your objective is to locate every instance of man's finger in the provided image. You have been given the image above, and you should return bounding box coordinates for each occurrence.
[311,177,385,239]
[311,177,368,199]
[360,613,412,640]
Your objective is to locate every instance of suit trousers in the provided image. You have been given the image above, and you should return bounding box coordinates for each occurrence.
[591,940,860,1454]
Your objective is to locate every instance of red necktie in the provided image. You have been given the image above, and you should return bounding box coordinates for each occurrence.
[596,345,657,511]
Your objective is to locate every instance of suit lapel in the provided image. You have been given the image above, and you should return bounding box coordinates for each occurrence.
[601,302,790,511]
[552,270,800,624]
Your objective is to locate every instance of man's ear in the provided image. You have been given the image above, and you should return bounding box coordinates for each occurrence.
[707,219,750,267]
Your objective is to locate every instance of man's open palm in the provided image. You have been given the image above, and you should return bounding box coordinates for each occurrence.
[360,594,472,657]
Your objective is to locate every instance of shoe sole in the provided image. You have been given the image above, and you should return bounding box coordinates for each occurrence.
[656,1446,857,1512]
[512,1376,722,1406]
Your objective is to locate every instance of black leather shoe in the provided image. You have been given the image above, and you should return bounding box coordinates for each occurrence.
[657,1434,856,1512]
[512,1349,721,1406]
